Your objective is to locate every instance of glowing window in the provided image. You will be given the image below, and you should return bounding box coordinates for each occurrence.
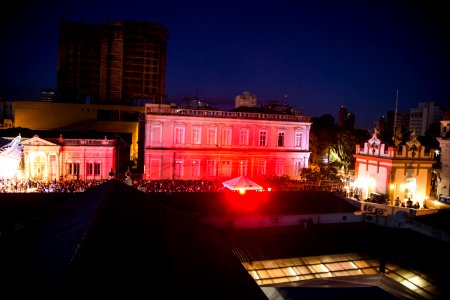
[149,159,161,178]
[404,177,416,200]
[295,131,302,147]
[191,160,201,177]
[259,131,267,146]
[175,160,184,178]
[207,160,217,177]
[222,128,232,145]
[258,160,266,176]
[294,160,303,176]
[222,160,232,177]
[175,127,185,144]
[208,128,217,145]
[240,128,249,146]
[151,125,162,145]
[192,128,201,144]
[278,132,285,147]
[74,163,80,176]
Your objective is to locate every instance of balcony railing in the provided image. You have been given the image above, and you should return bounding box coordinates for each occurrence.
[61,139,115,146]
[146,107,311,122]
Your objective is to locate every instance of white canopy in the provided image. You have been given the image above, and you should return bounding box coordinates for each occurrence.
[222,176,263,191]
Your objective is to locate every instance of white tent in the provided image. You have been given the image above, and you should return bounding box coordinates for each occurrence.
[222,176,263,191]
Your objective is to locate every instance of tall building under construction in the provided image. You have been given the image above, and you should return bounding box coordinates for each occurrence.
[57,20,167,105]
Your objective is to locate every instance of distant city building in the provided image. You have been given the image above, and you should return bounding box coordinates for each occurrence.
[235,91,257,108]
[409,101,443,136]
[338,106,355,129]
[0,101,13,129]
[386,111,410,132]
[374,115,386,132]
[57,20,167,105]
[180,97,216,110]
[346,112,355,129]
[0,101,13,120]
[143,104,311,180]
[41,89,56,101]
[338,106,347,127]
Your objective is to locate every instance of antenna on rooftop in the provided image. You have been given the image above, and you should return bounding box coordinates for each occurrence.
[394,89,398,130]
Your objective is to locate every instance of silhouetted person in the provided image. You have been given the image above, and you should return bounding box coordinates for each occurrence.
[406,198,413,208]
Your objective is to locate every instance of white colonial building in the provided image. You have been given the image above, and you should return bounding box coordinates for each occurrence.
[144,104,311,180]
[353,129,437,206]
[18,135,116,181]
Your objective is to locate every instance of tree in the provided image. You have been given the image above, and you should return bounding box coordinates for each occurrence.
[309,114,370,173]
[327,128,370,173]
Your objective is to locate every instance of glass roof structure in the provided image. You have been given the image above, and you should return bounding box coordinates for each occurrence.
[242,252,440,299]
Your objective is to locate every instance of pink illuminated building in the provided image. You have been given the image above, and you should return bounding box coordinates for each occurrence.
[19,135,116,181]
[143,104,312,180]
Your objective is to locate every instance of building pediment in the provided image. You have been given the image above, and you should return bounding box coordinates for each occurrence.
[21,135,58,146]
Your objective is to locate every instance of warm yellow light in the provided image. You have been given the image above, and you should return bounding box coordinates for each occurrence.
[239,188,246,195]
[354,178,366,188]
[389,183,395,190]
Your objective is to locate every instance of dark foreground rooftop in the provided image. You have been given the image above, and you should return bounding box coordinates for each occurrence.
[1,180,449,299]
[0,180,266,299]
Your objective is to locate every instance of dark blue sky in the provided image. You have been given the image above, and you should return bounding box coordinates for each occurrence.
[1,0,449,129]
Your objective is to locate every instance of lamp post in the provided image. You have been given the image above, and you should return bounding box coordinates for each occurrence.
[216,144,220,180]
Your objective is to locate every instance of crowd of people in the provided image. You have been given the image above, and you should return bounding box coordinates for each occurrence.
[0,176,432,211]
[394,197,426,209]
[0,177,108,193]
[0,177,231,193]
[131,179,226,193]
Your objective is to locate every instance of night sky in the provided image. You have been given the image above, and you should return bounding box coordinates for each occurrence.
[1,0,449,129]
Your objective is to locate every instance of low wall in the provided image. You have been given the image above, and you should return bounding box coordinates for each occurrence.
[198,212,363,229]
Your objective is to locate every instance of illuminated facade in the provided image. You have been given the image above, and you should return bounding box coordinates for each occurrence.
[144,104,311,180]
[353,130,436,206]
[18,135,116,181]
[13,101,141,173]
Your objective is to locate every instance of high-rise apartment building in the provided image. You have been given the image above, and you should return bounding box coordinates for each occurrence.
[337,106,355,129]
[57,20,167,105]
[338,106,347,128]
[235,91,257,108]
[386,111,410,132]
[409,102,444,136]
